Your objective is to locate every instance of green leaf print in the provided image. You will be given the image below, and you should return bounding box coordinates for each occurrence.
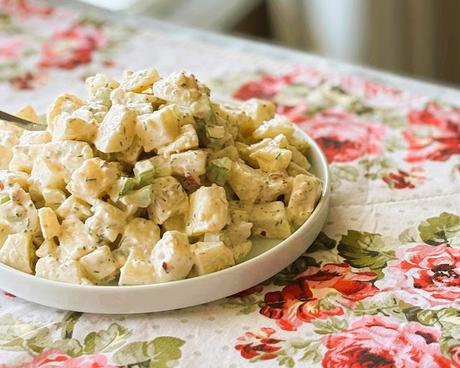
[24,327,52,354]
[272,256,319,286]
[50,338,83,357]
[59,312,82,339]
[312,318,348,335]
[338,230,396,276]
[147,336,185,368]
[114,341,149,365]
[114,337,185,367]
[331,165,359,182]
[84,322,130,354]
[306,232,337,253]
[418,212,460,246]
[0,314,43,352]
[221,295,261,315]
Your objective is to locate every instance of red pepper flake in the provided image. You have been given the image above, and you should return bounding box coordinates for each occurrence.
[162,262,169,273]
[260,231,267,237]
[0,182,4,191]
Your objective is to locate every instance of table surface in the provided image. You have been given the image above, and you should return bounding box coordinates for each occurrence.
[1,1,460,367]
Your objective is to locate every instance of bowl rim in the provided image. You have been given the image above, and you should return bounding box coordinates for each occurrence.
[0,128,330,292]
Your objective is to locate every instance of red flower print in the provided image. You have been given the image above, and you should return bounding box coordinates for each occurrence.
[260,263,378,331]
[322,316,452,368]
[9,71,47,90]
[276,104,309,124]
[450,346,460,366]
[377,244,460,310]
[38,24,107,70]
[232,67,328,101]
[403,102,460,162]
[382,167,425,189]
[3,291,15,298]
[297,111,387,163]
[235,327,283,361]
[0,0,54,17]
[0,35,27,60]
[17,349,117,368]
[229,284,264,298]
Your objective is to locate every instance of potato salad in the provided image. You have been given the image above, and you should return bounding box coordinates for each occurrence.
[0,68,322,285]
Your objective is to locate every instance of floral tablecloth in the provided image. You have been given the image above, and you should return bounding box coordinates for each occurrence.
[1,1,460,367]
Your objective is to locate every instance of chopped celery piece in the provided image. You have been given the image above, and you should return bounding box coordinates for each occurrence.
[207,157,233,186]
[206,125,225,139]
[119,177,138,196]
[134,160,156,187]
[0,194,10,205]
[120,185,152,208]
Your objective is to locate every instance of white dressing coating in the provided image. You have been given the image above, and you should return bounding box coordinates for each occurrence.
[0,68,321,285]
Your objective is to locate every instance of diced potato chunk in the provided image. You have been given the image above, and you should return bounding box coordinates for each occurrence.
[0,170,29,190]
[157,124,199,155]
[85,73,119,105]
[79,246,119,282]
[170,150,207,177]
[191,241,235,275]
[113,136,143,166]
[56,196,92,221]
[66,158,119,200]
[232,240,252,262]
[227,161,264,204]
[136,105,180,152]
[58,216,97,261]
[38,207,61,240]
[258,172,292,203]
[289,145,310,170]
[95,105,136,153]
[41,188,67,210]
[148,176,188,225]
[19,131,51,145]
[52,112,97,143]
[47,94,85,132]
[186,185,228,236]
[150,231,193,282]
[0,233,35,274]
[251,201,291,238]
[0,221,13,248]
[35,256,90,285]
[39,141,94,182]
[16,105,42,124]
[0,187,39,234]
[9,145,43,173]
[240,99,276,135]
[31,158,65,190]
[115,218,160,264]
[85,200,126,242]
[119,249,156,285]
[121,68,160,92]
[36,238,59,258]
[286,174,322,228]
[250,135,292,172]
[252,115,294,140]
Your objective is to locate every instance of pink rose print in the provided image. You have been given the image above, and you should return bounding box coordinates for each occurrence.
[260,263,378,331]
[322,316,453,368]
[297,111,387,163]
[235,327,284,361]
[382,167,425,189]
[38,24,107,70]
[17,349,117,368]
[378,244,460,310]
[0,35,27,59]
[403,102,460,162]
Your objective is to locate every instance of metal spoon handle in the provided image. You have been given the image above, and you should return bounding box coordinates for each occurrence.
[0,111,46,131]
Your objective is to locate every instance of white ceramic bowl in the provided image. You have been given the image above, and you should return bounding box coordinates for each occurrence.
[0,129,330,314]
